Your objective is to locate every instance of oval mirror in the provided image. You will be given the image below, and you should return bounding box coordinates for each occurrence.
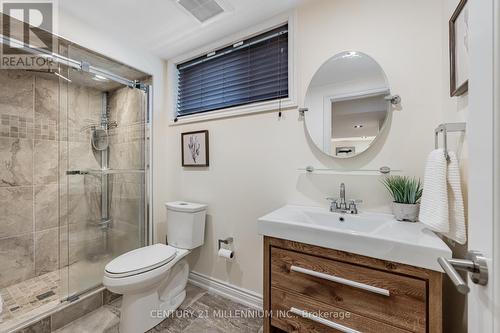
[304,51,391,158]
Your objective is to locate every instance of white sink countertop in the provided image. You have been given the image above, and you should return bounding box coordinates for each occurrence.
[257,205,452,272]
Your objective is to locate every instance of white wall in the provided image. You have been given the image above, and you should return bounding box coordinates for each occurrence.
[160,0,445,294]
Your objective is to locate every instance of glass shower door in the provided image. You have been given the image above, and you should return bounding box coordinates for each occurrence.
[61,62,147,299]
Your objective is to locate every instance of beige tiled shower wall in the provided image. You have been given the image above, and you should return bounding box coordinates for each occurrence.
[0,69,103,289]
[107,86,145,255]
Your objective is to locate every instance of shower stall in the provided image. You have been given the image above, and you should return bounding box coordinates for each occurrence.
[0,14,152,331]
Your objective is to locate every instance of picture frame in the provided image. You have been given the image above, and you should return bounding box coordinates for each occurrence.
[449,0,469,97]
[181,130,209,167]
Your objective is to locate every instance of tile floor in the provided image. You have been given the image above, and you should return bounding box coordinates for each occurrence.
[54,284,264,333]
[0,271,60,325]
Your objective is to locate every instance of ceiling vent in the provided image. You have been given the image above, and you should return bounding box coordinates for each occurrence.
[177,0,224,23]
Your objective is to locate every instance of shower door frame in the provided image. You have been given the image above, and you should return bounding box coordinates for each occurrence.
[145,84,154,246]
[0,32,155,245]
[0,13,154,331]
[0,31,156,298]
[0,33,155,260]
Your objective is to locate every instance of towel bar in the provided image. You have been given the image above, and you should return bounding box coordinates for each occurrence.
[434,122,466,160]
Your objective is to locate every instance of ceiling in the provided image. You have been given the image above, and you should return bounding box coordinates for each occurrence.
[59,0,304,60]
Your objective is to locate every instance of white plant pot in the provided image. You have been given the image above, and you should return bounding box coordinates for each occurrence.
[392,202,420,222]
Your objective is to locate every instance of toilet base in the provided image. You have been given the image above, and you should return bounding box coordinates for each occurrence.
[119,289,186,333]
[117,259,190,333]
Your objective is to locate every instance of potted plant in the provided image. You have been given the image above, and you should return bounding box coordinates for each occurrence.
[382,176,423,222]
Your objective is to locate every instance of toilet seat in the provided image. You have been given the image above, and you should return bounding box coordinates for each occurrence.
[105,244,177,278]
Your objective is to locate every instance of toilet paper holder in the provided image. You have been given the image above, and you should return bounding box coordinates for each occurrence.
[218,237,234,250]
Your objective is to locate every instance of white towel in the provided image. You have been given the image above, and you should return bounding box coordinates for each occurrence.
[443,152,467,244]
[419,149,449,232]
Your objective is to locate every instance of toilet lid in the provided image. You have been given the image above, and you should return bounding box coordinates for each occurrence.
[165,201,207,213]
[105,244,177,277]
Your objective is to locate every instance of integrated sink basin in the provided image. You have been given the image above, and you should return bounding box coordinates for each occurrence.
[258,205,451,271]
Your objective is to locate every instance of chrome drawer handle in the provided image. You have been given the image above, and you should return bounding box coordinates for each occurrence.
[290,265,390,297]
[290,307,361,333]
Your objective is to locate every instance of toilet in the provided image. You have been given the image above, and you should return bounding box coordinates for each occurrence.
[103,201,207,333]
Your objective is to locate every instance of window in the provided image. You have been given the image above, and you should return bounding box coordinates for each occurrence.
[176,24,289,118]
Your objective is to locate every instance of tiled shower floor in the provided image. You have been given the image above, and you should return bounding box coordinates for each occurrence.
[0,271,61,328]
[0,255,112,331]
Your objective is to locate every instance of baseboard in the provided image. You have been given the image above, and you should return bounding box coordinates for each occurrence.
[188,271,263,310]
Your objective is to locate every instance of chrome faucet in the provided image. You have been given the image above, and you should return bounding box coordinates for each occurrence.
[339,183,347,210]
[327,183,362,214]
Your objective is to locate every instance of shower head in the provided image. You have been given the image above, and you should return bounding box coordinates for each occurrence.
[91,127,109,151]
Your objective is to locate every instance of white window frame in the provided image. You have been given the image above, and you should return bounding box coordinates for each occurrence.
[168,11,298,125]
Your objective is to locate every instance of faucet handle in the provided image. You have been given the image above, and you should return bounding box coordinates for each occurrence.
[348,199,362,214]
[326,197,339,211]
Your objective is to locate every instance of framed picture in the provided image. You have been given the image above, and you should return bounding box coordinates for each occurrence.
[449,0,469,96]
[181,130,209,167]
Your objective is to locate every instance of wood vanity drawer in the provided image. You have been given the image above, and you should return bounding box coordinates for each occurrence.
[270,247,427,332]
[271,287,410,333]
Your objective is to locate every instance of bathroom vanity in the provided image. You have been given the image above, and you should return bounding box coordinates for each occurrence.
[258,205,451,333]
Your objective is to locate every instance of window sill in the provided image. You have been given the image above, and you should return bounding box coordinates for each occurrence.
[169,98,297,125]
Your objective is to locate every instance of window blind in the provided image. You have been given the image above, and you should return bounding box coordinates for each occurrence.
[176,24,288,117]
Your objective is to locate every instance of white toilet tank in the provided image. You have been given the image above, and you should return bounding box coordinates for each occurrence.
[165,201,207,249]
